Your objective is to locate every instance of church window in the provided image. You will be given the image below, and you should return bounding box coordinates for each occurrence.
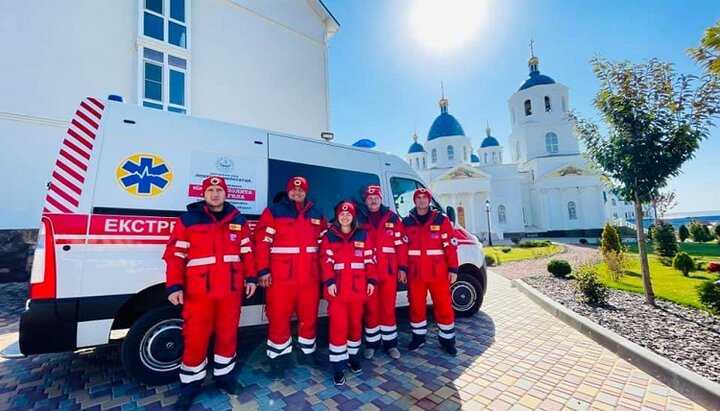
[498,205,507,224]
[524,99,532,116]
[463,146,468,161]
[422,157,426,168]
[568,201,577,220]
[415,158,420,168]
[447,145,454,161]
[431,149,437,163]
[499,152,503,162]
[544,96,552,112]
[484,153,488,164]
[492,152,497,164]
[545,132,559,153]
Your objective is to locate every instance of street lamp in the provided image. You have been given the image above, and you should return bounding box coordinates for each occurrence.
[485,199,493,246]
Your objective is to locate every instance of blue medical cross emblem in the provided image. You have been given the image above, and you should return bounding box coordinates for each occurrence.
[120,156,170,194]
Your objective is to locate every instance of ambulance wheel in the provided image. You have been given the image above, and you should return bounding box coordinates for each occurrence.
[451,273,483,318]
[121,305,183,385]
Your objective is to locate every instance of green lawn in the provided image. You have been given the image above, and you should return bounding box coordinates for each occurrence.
[485,244,563,264]
[625,241,720,257]
[596,251,718,310]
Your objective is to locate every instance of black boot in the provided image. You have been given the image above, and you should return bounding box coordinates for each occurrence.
[215,372,243,395]
[407,334,426,351]
[331,361,346,385]
[297,351,324,368]
[348,354,362,374]
[175,381,202,411]
[439,337,457,357]
[269,357,286,380]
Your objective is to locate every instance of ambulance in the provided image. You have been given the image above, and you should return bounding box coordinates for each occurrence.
[3,97,487,384]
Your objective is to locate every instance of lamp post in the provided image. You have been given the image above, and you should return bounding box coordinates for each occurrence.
[485,199,492,246]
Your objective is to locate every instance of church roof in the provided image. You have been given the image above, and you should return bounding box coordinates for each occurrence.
[480,124,500,148]
[518,55,556,91]
[427,97,465,141]
[407,133,425,153]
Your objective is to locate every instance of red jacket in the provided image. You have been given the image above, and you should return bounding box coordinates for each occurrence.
[164,202,256,299]
[401,209,459,281]
[320,226,378,302]
[254,198,327,284]
[358,205,408,281]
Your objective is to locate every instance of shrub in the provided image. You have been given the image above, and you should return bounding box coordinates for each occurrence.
[672,252,695,276]
[547,259,572,278]
[518,240,552,248]
[600,224,622,255]
[689,221,713,242]
[485,255,495,267]
[653,223,678,260]
[574,265,609,305]
[603,251,627,283]
[707,261,720,273]
[510,234,523,245]
[646,224,655,241]
[579,238,588,245]
[713,222,720,240]
[615,225,637,238]
[697,280,720,314]
[501,247,512,253]
[678,224,689,242]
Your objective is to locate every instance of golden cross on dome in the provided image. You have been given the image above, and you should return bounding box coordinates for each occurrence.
[529,38,535,57]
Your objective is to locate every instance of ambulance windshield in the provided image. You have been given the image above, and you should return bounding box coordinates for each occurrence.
[389,177,443,218]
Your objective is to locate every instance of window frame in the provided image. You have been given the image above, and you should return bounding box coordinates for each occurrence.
[545,132,559,154]
[498,205,507,224]
[447,145,454,161]
[544,95,552,112]
[524,99,532,116]
[568,201,577,220]
[431,148,437,163]
[138,45,190,114]
[140,0,191,50]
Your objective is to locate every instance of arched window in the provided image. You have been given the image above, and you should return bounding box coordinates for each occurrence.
[484,153,488,164]
[524,99,532,116]
[431,149,437,163]
[447,145,454,161]
[498,205,507,224]
[422,157,426,168]
[568,201,577,220]
[463,146,468,161]
[415,158,419,168]
[545,132,559,153]
[492,152,497,163]
[544,96,552,112]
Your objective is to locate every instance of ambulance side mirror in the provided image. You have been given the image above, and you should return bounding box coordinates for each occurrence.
[446,206,456,225]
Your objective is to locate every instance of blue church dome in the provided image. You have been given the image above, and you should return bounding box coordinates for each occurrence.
[518,56,556,91]
[427,98,465,141]
[470,154,480,163]
[480,124,500,148]
[407,133,425,154]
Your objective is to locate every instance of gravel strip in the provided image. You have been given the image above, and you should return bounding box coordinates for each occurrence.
[523,275,720,383]
[491,243,601,280]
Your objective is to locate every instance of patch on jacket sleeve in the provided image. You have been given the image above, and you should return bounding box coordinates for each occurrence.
[430,225,441,231]
[311,218,321,225]
[354,241,365,248]
[229,224,243,231]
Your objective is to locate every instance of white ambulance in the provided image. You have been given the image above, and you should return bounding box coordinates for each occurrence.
[4,97,486,384]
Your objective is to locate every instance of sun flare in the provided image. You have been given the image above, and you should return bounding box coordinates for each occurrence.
[409,0,486,52]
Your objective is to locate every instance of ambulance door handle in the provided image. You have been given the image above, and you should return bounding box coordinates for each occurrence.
[62,245,71,251]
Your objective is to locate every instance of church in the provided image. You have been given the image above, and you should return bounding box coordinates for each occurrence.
[405,54,628,240]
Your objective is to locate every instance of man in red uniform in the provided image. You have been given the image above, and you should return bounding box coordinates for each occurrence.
[401,188,459,356]
[255,176,327,379]
[358,185,407,360]
[164,176,257,410]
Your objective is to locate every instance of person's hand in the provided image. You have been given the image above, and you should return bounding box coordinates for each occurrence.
[398,270,407,284]
[168,290,184,305]
[449,273,457,284]
[246,282,257,298]
[259,273,272,288]
[327,283,337,297]
[367,283,375,296]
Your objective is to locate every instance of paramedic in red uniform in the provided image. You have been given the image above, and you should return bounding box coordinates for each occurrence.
[358,185,407,360]
[255,176,327,379]
[320,201,377,385]
[402,188,459,356]
[164,176,257,410]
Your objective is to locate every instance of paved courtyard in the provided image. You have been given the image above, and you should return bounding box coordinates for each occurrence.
[0,274,708,410]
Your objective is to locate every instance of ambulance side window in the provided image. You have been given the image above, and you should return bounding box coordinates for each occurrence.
[268,159,380,220]
[390,177,442,218]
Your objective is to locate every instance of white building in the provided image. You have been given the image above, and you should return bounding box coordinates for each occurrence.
[407,54,633,240]
[0,0,338,230]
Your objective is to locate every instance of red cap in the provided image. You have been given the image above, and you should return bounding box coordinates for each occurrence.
[364,185,382,200]
[287,176,309,193]
[202,176,228,194]
[413,188,431,203]
[335,201,356,219]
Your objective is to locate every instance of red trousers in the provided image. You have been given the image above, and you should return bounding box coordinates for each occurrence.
[265,281,319,358]
[328,300,363,366]
[179,294,242,384]
[363,277,398,348]
[408,275,455,342]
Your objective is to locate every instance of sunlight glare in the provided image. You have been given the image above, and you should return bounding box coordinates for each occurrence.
[409,0,486,52]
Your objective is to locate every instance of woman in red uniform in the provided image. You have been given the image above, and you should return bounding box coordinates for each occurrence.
[320,201,377,385]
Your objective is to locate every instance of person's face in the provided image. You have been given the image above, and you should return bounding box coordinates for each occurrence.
[365,194,382,212]
[288,187,306,203]
[338,211,354,228]
[204,186,226,208]
[414,194,430,214]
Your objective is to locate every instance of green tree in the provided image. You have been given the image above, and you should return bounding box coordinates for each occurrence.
[653,223,678,263]
[600,223,622,255]
[689,221,713,242]
[678,224,690,242]
[713,222,720,240]
[672,252,695,276]
[689,20,720,76]
[569,57,720,305]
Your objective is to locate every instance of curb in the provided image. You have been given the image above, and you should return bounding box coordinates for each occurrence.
[513,279,720,411]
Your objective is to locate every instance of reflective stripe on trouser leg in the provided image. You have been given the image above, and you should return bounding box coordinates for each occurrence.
[347,339,361,356]
[364,325,381,346]
[380,325,398,348]
[298,336,316,354]
[363,286,381,348]
[180,359,208,384]
[410,320,427,336]
[329,343,348,373]
[266,337,292,359]
[437,322,456,344]
[266,283,297,359]
[407,276,429,336]
[213,354,236,377]
[297,279,320,354]
[181,298,214,375]
[212,295,242,377]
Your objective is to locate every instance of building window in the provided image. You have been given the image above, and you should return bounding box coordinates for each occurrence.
[422,157,426,169]
[143,0,188,48]
[484,153,488,164]
[524,99,532,116]
[568,201,577,220]
[415,158,420,168]
[492,152,497,164]
[463,146,467,161]
[498,205,507,224]
[142,47,187,113]
[544,95,552,112]
[545,132,559,153]
[431,149,437,163]
[447,145,454,161]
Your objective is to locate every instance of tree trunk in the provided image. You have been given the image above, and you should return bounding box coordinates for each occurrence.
[634,197,655,305]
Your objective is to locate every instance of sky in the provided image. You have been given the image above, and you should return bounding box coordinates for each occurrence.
[321,0,720,215]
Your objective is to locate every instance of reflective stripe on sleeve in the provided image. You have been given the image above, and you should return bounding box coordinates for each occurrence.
[187,256,216,267]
